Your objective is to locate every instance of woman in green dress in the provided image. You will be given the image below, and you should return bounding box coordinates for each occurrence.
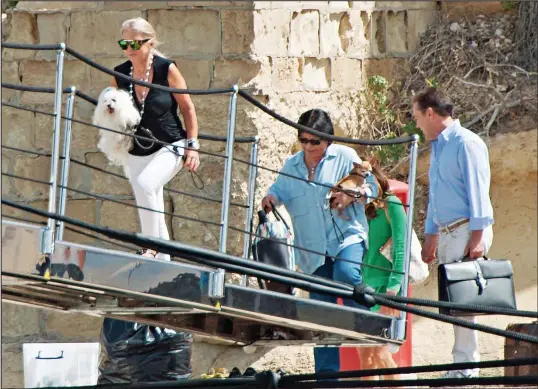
[358,162,407,380]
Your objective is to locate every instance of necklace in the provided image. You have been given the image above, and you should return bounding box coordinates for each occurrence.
[129,55,153,117]
[306,160,320,178]
[129,55,155,149]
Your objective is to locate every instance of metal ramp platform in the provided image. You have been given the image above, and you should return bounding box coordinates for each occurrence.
[2,218,399,348]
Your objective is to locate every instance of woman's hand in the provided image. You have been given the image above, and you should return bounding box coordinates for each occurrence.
[261,194,277,213]
[379,290,400,317]
[184,149,200,172]
[330,191,356,210]
[379,305,400,317]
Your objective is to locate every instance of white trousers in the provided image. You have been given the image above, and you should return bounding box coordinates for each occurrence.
[437,222,494,375]
[124,143,184,261]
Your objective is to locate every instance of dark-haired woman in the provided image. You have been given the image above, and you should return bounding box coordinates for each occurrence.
[261,109,378,374]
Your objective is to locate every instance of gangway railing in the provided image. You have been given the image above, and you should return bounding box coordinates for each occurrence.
[1,41,420,345]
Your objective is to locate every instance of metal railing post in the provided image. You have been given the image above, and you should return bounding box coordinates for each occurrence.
[56,86,76,242]
[395,134,420,341]
[219,85,238,253]
[210,85,238,299]
[240,136,259,287]
[43,43,66,254]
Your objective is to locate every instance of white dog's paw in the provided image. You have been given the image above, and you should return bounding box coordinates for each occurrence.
[130,114,142,127]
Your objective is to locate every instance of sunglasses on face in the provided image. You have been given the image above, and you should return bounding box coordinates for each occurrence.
[298,137,322,146]
[118,39,151,50]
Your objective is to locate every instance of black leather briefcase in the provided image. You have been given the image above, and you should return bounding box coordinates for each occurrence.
[438,256,517,316]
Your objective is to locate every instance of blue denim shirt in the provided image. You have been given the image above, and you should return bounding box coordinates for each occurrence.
[425,119,494,235]
[267,144,378,275]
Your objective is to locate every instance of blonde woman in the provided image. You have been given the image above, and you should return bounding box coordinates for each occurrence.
[110,18,200,260]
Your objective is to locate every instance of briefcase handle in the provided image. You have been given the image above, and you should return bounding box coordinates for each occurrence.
[459,255,488,294]
[459,255,489,262]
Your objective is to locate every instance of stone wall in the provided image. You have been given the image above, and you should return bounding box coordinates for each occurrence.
[2,0,442,386]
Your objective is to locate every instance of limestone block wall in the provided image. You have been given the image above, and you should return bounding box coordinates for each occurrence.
[2,1,441,386]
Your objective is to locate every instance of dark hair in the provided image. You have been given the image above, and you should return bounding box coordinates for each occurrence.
[412,87,454,117]
[365,163,394,220]
[297,109,334,144]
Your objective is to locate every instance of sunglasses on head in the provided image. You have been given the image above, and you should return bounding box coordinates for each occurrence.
[298,137,322,146]
[118,39,151,50]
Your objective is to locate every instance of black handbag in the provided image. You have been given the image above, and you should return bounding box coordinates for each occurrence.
[438,256,517,316]
[252,208,295,294]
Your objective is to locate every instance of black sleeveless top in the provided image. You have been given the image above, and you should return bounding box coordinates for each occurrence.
[114,56,186,156]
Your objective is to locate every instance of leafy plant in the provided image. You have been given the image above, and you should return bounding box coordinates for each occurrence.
[402,120,425,143]
[501,1,516,11]
[357,75,425,167]
[2,0,18,12]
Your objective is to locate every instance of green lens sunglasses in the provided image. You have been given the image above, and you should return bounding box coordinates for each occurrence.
[118,39,151,50]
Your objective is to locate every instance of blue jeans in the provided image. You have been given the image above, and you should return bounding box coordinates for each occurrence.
[310,242,367,374]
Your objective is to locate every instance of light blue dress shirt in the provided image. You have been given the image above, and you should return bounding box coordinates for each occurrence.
[267,144,378,275]
[425,119,494,235]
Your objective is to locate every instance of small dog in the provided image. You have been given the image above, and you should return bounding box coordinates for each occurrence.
[326,161,373,219]
[93,87,141,167]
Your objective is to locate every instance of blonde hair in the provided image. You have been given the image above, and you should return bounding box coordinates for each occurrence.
[121,17,167,58]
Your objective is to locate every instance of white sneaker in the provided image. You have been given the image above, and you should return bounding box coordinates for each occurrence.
[441,370,479,379]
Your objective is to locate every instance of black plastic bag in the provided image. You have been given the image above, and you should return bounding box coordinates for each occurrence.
[97,318,192,384]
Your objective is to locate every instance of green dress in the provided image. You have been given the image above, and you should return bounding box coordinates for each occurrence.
[362,194,407,312]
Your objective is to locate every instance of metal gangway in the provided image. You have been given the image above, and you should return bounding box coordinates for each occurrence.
[1,42,420,349]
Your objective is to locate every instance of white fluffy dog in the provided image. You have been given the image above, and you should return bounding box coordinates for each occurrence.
[93,87,141,167]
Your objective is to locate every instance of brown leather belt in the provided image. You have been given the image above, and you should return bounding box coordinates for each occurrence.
[439,218,470,234]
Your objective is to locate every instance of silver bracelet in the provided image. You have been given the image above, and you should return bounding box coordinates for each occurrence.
[187,138,200,150]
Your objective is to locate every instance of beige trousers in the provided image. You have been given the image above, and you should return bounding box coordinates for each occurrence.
[437,222,493,375]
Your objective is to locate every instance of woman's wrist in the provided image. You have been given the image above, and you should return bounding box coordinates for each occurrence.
[385,288,399,295]
[187,137,200,150]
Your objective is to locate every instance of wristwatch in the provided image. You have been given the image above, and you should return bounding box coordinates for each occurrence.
[187,138,200,150]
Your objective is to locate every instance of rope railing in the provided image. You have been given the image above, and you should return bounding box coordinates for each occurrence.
[3,97,401,205]
[281,357,538,383]
[1,42,418,146]
[69,42,420,145]
[2,172,224,229]
[0,85,258,144]
[3,214,141,252]
[3,199,538,345]
[1,140,407,273]
[1,170,401,274]
[1,101,228,159]
[1,144,250,209]
[237,89,419,146]
[231,154,410,206]
[63,46,235,96]
[0,42,64,50]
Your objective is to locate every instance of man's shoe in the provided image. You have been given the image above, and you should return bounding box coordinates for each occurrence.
[441,370,479,379]
[228,367,242,378]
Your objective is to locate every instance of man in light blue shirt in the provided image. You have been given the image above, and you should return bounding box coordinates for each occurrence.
[413,88,494,379]
[262,109,378,374]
